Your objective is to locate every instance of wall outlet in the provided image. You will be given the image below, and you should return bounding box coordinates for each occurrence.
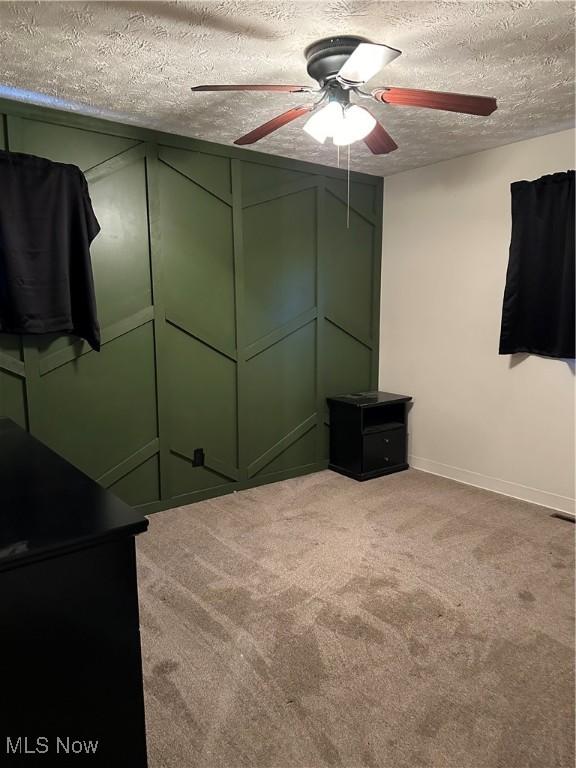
[192,448,205,467]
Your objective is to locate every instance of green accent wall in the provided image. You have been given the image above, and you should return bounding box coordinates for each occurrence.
[0,99,383,514]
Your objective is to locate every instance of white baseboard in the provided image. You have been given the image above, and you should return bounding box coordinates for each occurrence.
[409,455,575,516]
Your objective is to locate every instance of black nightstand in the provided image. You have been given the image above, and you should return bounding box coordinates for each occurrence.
[327,391,412,481]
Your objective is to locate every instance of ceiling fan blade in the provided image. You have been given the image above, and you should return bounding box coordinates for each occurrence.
[363,120,398,155]
[191,84,313,93]
[373,87,497,116]
[234,106,312,145]
[337,42,401,85]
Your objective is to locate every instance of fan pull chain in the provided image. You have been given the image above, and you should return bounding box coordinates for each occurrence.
[337,144,340,169]
[347,143,350,229]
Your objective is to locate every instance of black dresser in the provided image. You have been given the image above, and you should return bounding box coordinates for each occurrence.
[327,391,412,481]
[0,419,149,766]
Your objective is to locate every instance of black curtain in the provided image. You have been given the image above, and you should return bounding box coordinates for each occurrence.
[499,170,575,359]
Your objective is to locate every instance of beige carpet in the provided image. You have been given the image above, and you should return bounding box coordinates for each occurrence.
[136,469,575,768]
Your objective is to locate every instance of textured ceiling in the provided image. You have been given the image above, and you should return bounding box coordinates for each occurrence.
[0,1,574,176]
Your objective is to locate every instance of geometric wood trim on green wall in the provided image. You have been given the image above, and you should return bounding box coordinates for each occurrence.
[231,159,248,483]
[242,177,318,209]
[325,314,373,350]
[165,315,237,363]
[244,306,317,362]
[39,306,155,375]
[0,352,25,377]
[159,155,233,206]
[144,141,170,502]
[246,412,318,479]
[315,179,328,464]
[0,96,383,515]
[170,445,240,483]
[325,180,377,225]
[98,437,160,488]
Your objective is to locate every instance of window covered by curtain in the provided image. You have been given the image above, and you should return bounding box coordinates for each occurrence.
[499,170,575,359]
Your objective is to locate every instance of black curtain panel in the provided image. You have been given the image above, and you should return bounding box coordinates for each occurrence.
[499,170,575,359]
[0,150,101,351]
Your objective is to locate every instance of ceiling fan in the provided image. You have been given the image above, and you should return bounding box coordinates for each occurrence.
[191,36,497,155]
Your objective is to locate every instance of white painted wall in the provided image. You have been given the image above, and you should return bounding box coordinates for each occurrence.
[380,129,575,513]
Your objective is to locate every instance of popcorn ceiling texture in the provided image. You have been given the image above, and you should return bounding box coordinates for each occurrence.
[0,1,574,176]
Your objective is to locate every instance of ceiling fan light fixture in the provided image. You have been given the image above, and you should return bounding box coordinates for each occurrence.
[303,103,375,146]
[191,35,496,155]
[302,101,343,143]
[333,105,377,146]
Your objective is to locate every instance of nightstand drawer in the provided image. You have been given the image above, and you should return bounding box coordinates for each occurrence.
[363,429,406,472]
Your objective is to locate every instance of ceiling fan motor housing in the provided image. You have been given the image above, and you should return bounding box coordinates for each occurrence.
[305,36,369,87]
